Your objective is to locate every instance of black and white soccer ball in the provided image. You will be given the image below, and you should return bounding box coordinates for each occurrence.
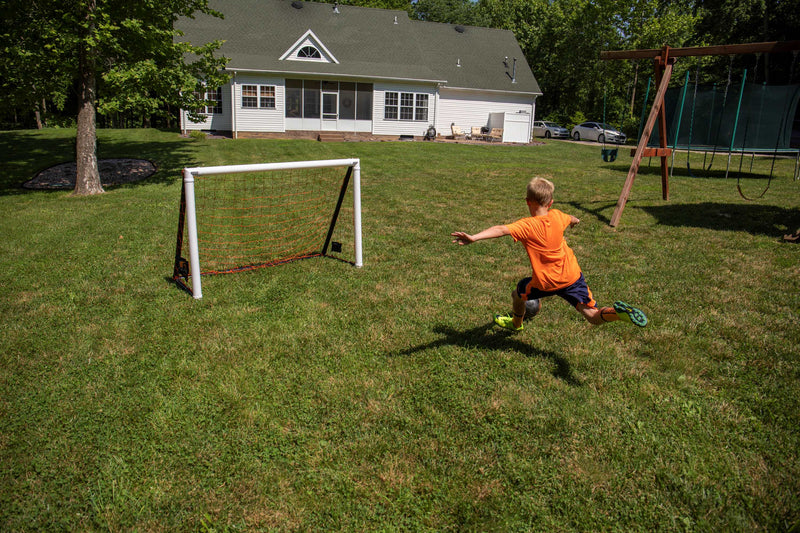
[523,298,541,320]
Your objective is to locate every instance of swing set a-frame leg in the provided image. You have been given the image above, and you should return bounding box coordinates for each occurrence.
[610,49,674,227]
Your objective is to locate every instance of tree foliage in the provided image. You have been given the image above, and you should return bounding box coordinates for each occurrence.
[343,0,796,132]
[1,0,229,194]
[3,0,797,158]
[695,0,800,84]
[315,0,415,15]
[0,0,75,125]
[413,0,489,26]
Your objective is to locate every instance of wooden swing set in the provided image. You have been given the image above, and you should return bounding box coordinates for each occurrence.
[600,40,800,227]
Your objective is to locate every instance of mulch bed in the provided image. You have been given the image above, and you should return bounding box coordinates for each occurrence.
[23,158,156,190]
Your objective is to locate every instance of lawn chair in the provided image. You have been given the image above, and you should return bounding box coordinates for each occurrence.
[485,128,503,142]
[470,127,483,140]
[450,123,467,139]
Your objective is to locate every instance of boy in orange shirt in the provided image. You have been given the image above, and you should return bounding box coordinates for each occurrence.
[451,176,647,331]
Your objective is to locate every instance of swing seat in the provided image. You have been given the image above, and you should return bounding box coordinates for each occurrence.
[601,148,618,162]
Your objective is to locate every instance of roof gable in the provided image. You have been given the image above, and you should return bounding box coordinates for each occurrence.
[279,29,339,64]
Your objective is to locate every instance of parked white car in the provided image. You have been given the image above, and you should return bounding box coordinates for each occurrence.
[533,121,570,139]
[570,122,626,144]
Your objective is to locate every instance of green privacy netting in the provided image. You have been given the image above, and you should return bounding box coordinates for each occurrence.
[648,82,800,153]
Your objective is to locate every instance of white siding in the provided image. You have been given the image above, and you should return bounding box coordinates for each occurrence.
[372,82,437,137]
[436,88,534,136]
[179,80,537,139]
[232,75,285,133]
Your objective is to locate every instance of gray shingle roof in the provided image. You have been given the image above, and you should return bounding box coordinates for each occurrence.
[177,0,540,95]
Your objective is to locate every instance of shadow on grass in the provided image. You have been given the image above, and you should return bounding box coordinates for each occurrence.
[603,154,783,180]
[565,200,617,225]
[642,202,800,238]
[566,198,800,239]
[394,322,581,386]
[0,129,199,196]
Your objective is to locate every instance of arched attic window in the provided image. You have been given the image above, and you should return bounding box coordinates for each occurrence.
[297,46,321,59]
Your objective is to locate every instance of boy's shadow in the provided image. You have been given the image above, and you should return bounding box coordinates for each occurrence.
[393,322,581,386]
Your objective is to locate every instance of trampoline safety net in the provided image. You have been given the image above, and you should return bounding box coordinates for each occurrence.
[649,83,800,153]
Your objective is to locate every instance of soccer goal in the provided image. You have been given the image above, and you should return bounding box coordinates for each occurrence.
[172,158,362,299]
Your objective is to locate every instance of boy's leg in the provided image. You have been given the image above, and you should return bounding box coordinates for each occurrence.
[577,303,614,324]
[494,282,528,332]
[557,274,645,327]
[557,274,603,323]
[511,289,526,328]
[577,302,648,327]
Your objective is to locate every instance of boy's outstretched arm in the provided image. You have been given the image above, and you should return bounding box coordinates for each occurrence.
[451,225,510,245]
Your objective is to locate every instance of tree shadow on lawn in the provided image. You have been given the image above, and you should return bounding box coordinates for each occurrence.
[566,159,793,230]
[394,322,581,386]
[642,202,800,238]
[603,158,779,180]
[566,199,800,239]
[0,129,199,196]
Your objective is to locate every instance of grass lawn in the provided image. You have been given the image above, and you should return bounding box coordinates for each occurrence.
[1,128,798,531]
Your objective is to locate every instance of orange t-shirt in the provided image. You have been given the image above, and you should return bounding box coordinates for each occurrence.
[505,209,581,291]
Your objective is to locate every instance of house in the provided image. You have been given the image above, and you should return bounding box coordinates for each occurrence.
[177,0,542,142]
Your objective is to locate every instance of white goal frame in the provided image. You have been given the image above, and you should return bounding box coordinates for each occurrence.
[179,158,362,299]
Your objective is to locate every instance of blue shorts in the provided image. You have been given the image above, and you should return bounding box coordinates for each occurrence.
[516,273,596,309]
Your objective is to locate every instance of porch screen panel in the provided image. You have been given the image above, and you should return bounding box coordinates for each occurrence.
[285,79,302,118]
[356,83,373,120]
[303,80,320,119]
[340,82,355,120]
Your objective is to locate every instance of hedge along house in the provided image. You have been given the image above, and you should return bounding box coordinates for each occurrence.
[177,0,542,141]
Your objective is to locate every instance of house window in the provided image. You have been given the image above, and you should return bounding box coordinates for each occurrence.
[384,91,428,121]
[260,86,276,108]
[415,94,429,121]
[400,93,414,120]
[242,85,276,109]
[297,46,321,59]
[384,92,399,120]
[242,85,257,108]
[195,87,222,114]
[241,85,276,109]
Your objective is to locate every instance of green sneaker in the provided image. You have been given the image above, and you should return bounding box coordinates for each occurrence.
[494,313,523,332]
[613,301,648,327]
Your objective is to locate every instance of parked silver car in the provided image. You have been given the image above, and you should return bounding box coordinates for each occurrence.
[533,121,570,139]
[570,122,626,144]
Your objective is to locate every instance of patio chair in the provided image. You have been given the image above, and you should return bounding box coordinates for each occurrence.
[485,128,503,142]
[450,123,467,139]
[471,127,483,140]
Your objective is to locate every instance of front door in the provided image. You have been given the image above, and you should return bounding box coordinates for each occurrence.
[322,92,338,130]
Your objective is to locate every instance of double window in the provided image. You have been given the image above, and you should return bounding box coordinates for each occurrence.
[384,92,428,121]
[241,85,276,109]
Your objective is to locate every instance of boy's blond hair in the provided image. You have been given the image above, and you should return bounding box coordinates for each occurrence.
[526,177,555,206]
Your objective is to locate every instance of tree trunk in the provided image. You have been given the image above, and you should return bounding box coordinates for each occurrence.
[73,1,103,196]
[34,96,44,129]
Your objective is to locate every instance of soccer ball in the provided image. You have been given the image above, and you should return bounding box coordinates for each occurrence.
[523,298,541,320]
